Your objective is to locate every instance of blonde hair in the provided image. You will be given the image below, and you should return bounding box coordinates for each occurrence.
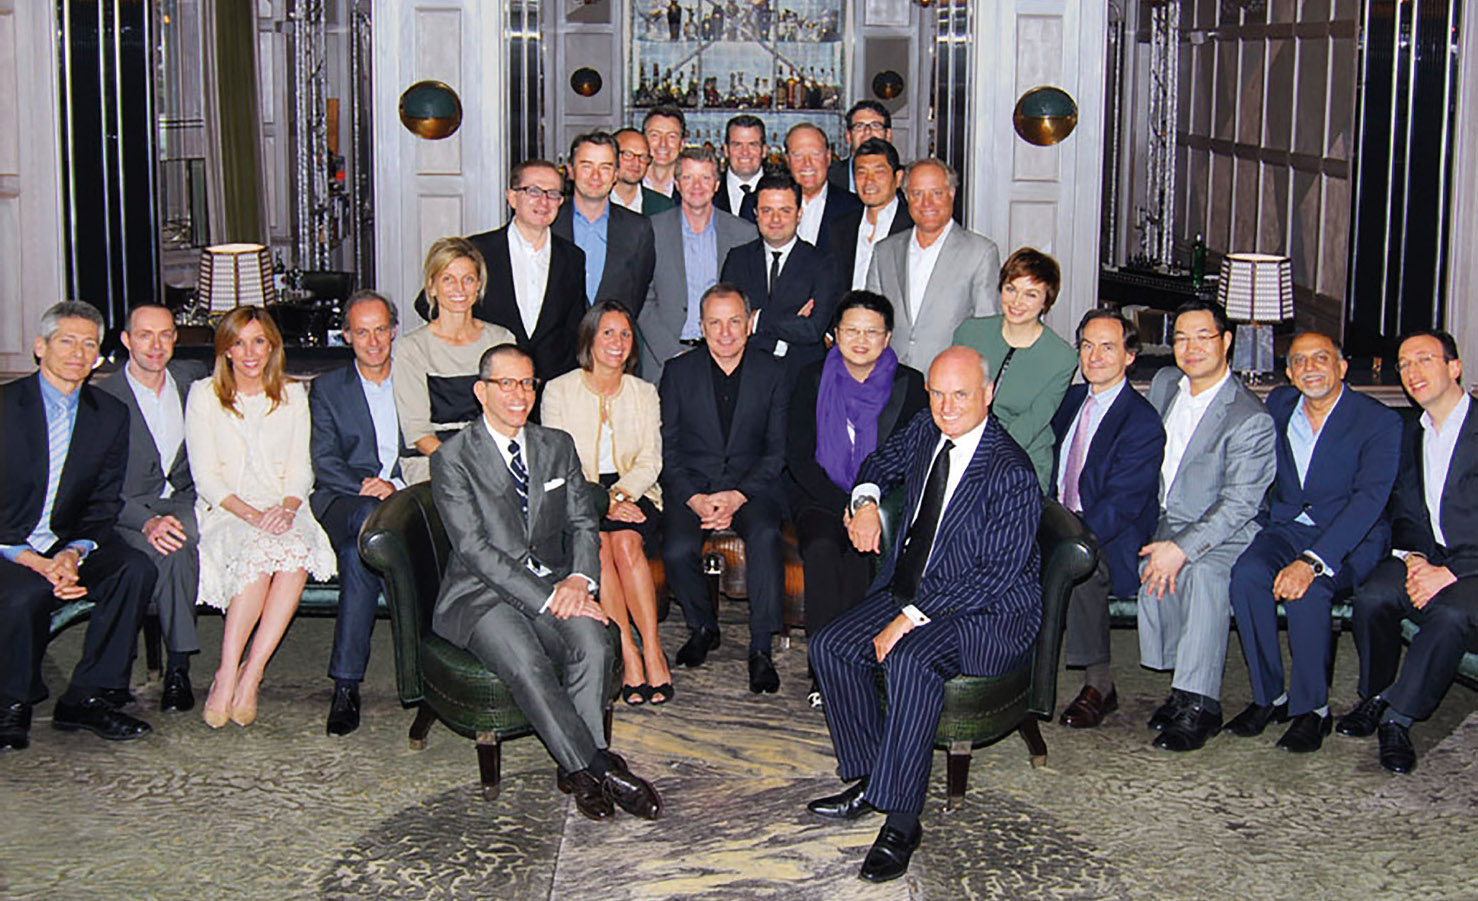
[211,306,288,416]
[422,237,488,318]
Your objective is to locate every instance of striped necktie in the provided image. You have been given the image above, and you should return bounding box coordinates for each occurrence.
[26,394,75,552]
[508,439,529,518]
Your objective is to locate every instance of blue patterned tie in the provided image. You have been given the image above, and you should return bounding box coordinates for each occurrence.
[508,439,529,517]
[26,395,73,552]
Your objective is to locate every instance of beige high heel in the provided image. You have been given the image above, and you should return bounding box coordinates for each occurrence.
[230,668,261,726]
[202,677,231,729]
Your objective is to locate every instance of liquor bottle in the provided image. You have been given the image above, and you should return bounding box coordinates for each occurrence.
[821,67,839,109]
[787,67,803,109]
[774,68,788,108]
[756,77,771,108]
[659,68,673,103]
[704,75,720,107]
[736,73,749,108]
[635,66,653,106]
[685,71,700,107]
[667,0,682,40]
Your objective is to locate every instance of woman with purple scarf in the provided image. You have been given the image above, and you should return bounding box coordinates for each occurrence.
[785,291,928,707]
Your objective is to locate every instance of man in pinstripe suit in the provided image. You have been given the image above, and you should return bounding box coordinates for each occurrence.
[806,346,1043,883]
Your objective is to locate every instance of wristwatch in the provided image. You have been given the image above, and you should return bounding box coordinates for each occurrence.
[610,488,630,505]
[1298,553,1327,576]
[851,495,879,514]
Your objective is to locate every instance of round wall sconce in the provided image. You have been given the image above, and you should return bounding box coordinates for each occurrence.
[1012,86,1078,146]
[399,80,463,140]
[871,70,905,101]
[570,67,603,98]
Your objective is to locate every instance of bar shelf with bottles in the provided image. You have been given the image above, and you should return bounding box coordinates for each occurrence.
[627,0,848,149]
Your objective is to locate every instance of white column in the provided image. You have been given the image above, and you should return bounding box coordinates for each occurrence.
[1447,0,1478,380]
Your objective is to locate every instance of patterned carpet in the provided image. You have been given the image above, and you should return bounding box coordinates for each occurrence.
[3,610,1476,901]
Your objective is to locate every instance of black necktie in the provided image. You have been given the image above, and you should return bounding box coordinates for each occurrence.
[892,439,953,602]
[508,439,529,518]
[769,250,782,293]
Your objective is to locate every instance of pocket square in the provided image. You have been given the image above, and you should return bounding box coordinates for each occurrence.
[543,477,565,491]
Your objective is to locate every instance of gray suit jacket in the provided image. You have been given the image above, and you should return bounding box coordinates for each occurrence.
[95,360,209,531]
[1148,366,1276,561]
[866,224,1001,369]
[429,419,600,648]
[637,206,758,380]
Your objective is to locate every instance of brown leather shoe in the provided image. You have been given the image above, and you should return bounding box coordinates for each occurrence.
[602,755,663,820]
[564,769,614,821]
[1059,685,1118,729]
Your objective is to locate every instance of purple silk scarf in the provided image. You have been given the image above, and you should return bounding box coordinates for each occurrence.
[815,345,899,489]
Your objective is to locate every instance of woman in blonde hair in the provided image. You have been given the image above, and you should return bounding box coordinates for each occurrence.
[394,237,517,484]
[185,306,335,727]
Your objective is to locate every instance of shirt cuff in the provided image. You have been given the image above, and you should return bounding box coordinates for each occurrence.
[900,604,931,627]
[850,483,881,511]
[1393,549,1420,561]
[1,544,31,563]
[1301,550,1336,578]
[539,573,598,613]
[65,540,97,563]
[389,477,407,491]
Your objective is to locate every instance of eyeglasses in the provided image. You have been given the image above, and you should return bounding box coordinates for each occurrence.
[485,377,540,392]
[619,150,651,163]
[838,326,887,341]
[1397,353,1444,373]
[848,121,888,135]
[1172,331,1224,347]
[513,185,563,202]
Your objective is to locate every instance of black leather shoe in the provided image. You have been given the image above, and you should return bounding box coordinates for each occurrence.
[675,628,721,668]
[0,703,32,751]
[1152,703,1222,752]
[565,769,614,821]
[99,687,136,709]
[1059,685,1118,728]
[1378,721,1417,774]
[1147,691,1186,731]
[1336,695,1387,738]
[601,755,662,820]
[1275,711,1333,753]
[858,823,922,883]
[1225,700,1290,737]
[807,779,876,820]
[748,651,780,694]
[326,683,361,737]
[160,668,195,713]
[52,697,152,741]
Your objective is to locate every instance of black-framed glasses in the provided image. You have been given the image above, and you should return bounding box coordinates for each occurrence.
[513,185,562,202]
[485,377,540,392]
[619,150,651,163]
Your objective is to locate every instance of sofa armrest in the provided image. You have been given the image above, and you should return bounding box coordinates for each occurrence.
[359,483,444,705]
[1029,499,1099,718]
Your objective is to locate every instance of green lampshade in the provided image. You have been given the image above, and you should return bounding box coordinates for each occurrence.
[1012,86,1078,146]
[399,81,463,140]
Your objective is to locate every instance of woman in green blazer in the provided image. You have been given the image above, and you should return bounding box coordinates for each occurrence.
[953,248,1078,491]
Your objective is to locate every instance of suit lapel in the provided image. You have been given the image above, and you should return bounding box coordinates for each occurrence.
[1166,377,1234,501]
[523,426,550,532]
[916,226,959,321]
[472,421,526,537]
[1302,387,1354,493]
[1440,401,1478,538]
[488,229,529,344]
[933,421,995,542]
[876,371,911,441]
[19,374,49,490]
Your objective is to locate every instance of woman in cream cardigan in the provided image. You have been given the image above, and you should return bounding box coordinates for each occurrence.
[542,300,671,705]
[185,307,335,728]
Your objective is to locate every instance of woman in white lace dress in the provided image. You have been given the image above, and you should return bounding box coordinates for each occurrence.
[185,307,335,728]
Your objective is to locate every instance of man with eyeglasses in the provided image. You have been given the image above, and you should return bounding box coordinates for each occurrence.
[641,105,687,201]
[552,132,656,318]
[827,138,912,292]
[610,128,675,216]
[740,123,860,250]
[720,172,841,380]
[1335,329,1478,774]
[1222,331,1400,755]
[638,146,758,380]
[430,343,663,822]
[829,100,894,195]
[714,114,766,220]
[865,158,999,368]
[1138,299,1275,753]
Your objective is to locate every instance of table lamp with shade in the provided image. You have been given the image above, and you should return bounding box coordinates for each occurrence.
[193,242,277,317]
[1217,252,1293,381]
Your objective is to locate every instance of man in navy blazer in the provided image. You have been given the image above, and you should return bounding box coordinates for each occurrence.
[720,173,841,380]
[552,131,656,317]
[808,346,1042,883]
[1,302,156,751]
[1335,330,1478,774]
[1226,331,1401,753]
[1051,310,1165,728]
[739,123,861,251]
[309,291,407,737]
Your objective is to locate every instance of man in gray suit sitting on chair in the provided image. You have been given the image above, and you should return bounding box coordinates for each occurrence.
[865,158,999,369]
[1140,299,1276,752]
[97,304,208,714]
[429,344,662,822]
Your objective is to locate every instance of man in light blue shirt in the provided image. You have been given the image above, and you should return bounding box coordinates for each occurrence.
[308,291,406,737]
[553,132,656,317]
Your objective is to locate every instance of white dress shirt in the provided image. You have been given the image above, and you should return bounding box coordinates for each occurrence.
[508,225,552,337]
[906,219,953,321]
[125,367,185,499]
[1417,391,1471,548]
[725,169,761,215]
[1055,377,1127,501]
[852,196,900,289]
[611,187,642,213]
[752,236,799,358]
[797,182,829,245]
[1160,368,1232,499]
[357,368,404,487]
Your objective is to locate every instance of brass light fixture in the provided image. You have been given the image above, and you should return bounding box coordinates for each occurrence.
[872,70,905,101]
[398,80,463,140]
[570,67,603,97]
[1012,86,1078,146]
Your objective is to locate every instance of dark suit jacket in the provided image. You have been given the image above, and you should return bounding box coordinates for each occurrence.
[827,158,852,195]
[719,238,841,375]
[412,225,587,381]
[0,373,130,550]
[785,357,926,518]
[739,184,862,251]
[713,175,757,219]
[551,202,656,317]
[94,360,208,532]
[307,362,408,521]
[826,197,913,291]
[1263,384,1401,579]
[861,412,1043,675]
[1049,382,1166,597]
[1388,398,1478,578]
[658,347,789,507]
[430,421,600,646]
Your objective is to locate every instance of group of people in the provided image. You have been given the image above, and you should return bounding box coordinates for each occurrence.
[1,101,1473,886]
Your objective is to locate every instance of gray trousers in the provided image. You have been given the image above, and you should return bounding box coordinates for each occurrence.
[117,498,200,657]
[1137,540,1244,701]
[465,602,613,772]
[1063,557,1113,669]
